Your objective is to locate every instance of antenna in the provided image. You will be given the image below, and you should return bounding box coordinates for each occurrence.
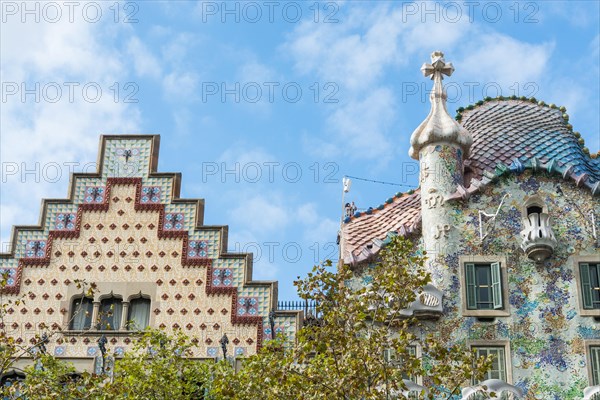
[339,177,352,261]
[478,193,511,241]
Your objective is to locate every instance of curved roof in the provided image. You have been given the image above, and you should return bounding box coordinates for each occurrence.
[340,98,599,265]
[459,99,599,197]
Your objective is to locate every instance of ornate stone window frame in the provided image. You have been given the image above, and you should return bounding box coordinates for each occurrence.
[574,255,600,317]
[63,282,157,332]
[585,340,600,386]
[459,255,510,317]
[468,339,513,384]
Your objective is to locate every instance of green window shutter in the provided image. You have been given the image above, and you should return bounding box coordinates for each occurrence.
[491,262,503,310]
[581,263,593,309]
[465,263,477,309]
[592,346,600,385]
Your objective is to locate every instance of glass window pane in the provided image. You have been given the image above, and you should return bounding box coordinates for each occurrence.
[70,297,93,330]
[474,347,507,382]
[99,298,122,330]
[592,346,600,385]
[128,298,150,330]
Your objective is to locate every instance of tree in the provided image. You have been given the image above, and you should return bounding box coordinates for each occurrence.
[103,328,211,400]
[210,235,493,399]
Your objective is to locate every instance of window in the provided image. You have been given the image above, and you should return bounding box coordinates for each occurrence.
[1,371,25,387]
[70,297,93,330]
[98,296,123,330]
[580,263,600,309]
[590,346,600,385]
[465,262,503,310]
[127,298,150,330]
[473,346,507,381]
[383,345,418,383]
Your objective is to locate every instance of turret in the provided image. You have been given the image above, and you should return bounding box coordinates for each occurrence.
[410,51,472,288]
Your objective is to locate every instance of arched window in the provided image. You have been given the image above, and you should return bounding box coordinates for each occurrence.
[70,297,93,330]
[98,296,123,330]
[1,371,25,388]
[127,297,150,330]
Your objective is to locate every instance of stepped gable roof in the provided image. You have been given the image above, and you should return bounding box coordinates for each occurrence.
[341,98,599,265]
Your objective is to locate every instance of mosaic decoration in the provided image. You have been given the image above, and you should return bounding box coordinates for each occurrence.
[207,347,218,357]
[54,213,77,230]
[25,240,47,258]
[212,268,233,287]
[164,213,185,230]
[234,347,246,356]
[188,240,208,258]
[237,297,258,316]
[140,186,161,203]
[341,94,600,398]
[84,186,106,204]
[0,135,300,363]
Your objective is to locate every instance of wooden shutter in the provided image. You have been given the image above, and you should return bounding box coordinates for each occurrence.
[581,263,593,309]
[465,263,477,309]
[491,262,503,310]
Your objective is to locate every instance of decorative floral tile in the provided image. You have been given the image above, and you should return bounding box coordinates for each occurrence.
[164,213,185,230]
[212,268,233,287]
[188,240,208,258]
[234,347,246,356]
[207,347,218,357]
[141,186,161,203]
[84,186,105,203]
[55,213,77,230]
[25,240,46,258]
[237,297,258,316]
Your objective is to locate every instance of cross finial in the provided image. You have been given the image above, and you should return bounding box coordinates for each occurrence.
[420,51,454,80]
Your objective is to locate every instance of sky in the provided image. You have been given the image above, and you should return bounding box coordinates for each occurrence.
[1,0,599,301]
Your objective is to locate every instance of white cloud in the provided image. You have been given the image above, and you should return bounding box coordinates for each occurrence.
[458,33,555,90]
[126,37,162,79]
[309,87,396,162]
[0,11,141,245]
[162,71,199,101]
[228,194,290,234]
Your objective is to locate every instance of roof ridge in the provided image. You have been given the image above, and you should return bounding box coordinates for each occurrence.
[455,96,597,158]
[343,188,420,224]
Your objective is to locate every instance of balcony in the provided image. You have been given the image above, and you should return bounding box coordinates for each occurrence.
[461,379,523,399]
[519,212,557,263]
[397,284,443,319]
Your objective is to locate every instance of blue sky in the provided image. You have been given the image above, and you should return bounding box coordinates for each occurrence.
[1,1,599,300]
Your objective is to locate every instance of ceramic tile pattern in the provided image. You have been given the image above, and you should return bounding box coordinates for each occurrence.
[0,135,300,365]
[341,99,600,399]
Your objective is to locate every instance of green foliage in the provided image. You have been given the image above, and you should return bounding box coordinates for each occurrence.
[211,235,492,399]
[106,328,210,400]
[0,236,492,399]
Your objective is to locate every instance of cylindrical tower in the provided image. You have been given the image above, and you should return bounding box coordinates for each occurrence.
[409,51,472,289]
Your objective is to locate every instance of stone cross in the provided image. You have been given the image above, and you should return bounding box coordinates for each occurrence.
[420,51,454,80]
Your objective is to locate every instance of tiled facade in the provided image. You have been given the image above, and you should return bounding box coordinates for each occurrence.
[340,52,600,399]
[0,135,300,371]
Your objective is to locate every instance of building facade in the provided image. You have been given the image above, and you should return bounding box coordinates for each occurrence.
[0,135,300,374]
[340,52,600,399]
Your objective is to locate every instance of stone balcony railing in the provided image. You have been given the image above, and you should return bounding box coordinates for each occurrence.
[584,386,600,400]
[461,379,523,399]
[399,284,443,319]
[519,212,557,263]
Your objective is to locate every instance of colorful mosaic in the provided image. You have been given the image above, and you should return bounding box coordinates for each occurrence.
[54,213,77,230]
[164,213,185,230]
